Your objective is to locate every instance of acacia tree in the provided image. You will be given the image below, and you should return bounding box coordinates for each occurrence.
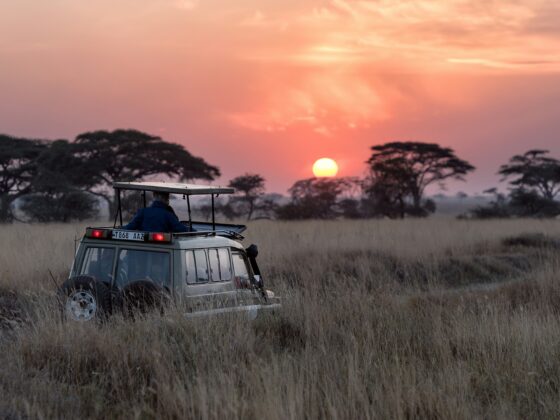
[73,129,221,217]
[228,174,266,220]
[0,135,45,222]
[21,140,98,222]
[469,150,560,219]
[499,150,560,200]
[277,177,356,219]
[366,142,475,217]
[363,159,412,218]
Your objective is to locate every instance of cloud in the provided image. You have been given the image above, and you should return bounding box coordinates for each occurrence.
[174,0,199,10]
[240,10,266,27]
[226,69,391,135]
[448,57,560,70]
[223,0,560,134]
[524,2,560,35]
[237,0,560,70]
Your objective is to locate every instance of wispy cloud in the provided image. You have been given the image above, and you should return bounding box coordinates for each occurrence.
[225,0,560,134]
[238,0,560,69]
[448,57,560,69]
[175,0,199,10]
[226,69,390,134]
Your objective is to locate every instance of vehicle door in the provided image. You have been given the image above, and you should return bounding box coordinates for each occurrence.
[230,249,261,305]
[113,246,173,293]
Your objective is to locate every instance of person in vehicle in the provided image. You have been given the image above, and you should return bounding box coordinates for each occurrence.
[125,191,191,232]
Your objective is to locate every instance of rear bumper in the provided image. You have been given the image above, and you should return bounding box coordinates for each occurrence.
[184,302,282,320]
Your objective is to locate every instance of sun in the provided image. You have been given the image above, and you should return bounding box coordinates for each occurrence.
[312,158,339,178]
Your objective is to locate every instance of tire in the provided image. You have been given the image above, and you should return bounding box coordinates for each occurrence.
[60,276,112,322]
[121,280,169,317]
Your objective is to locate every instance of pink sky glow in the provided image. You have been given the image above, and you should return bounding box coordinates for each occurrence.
[1,0,560,193]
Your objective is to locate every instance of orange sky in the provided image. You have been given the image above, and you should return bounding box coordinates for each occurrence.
[1,0,560,193]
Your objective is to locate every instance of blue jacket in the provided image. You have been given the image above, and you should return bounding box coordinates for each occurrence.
[125,201,189,233]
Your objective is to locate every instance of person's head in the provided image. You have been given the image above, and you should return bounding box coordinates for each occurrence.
[153,191,170,205]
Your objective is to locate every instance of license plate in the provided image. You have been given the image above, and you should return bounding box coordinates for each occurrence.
[112,230,145,241]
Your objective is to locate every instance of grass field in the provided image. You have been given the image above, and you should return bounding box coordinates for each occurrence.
[1,219,560,419]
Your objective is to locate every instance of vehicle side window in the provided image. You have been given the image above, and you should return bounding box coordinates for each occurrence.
[208,249,220,282]
[231,252,249,279]
[185,251,197,284]
[80,247,115,283]
[194,250,209,282]
[207,248,232,282]
[185,249,209,284]
[218,248,232,281]
[115,249,170,288]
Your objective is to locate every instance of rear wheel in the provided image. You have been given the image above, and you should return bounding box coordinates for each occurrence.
[61,276,112,322]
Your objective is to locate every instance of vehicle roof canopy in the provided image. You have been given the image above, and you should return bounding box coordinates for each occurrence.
[113,181,234,196]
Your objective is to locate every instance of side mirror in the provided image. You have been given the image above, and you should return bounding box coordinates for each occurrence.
[246,244,258,258]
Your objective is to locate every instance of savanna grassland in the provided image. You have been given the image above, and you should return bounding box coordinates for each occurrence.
[1,219,560,419]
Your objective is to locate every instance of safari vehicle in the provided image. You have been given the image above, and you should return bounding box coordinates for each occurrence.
[60,181,281,322]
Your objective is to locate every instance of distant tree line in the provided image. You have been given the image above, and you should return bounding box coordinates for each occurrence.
[220,143,559,221]
[467,150,560,219]
[219,142,478,220]
[1,131,558,222]
[0,130,219,223]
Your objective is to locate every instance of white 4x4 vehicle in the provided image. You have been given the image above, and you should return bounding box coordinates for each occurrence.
[60,182,280,322]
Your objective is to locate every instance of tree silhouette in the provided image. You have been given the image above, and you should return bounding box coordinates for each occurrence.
[0,135,45,222]
[228,173,266,220]
[277,177,356,219]
[21,140,98,222]
[499,150,560,200]
[363,161,411,218]
[508,188,560,217]
[469,150,560,219]
[469,188,511,219]
[73,129,220,217]
[366,142,475,217]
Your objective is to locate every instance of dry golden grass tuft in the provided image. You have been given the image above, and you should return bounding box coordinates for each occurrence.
[0,219,560,419]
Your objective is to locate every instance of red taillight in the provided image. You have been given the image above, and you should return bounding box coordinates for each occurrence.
[148,232,171,243]
[86,228,108,239]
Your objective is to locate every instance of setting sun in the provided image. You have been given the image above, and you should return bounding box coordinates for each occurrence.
[312,158,339,178]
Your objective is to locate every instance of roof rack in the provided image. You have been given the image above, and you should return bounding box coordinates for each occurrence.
[111,181,235,232]
[113,181,234,196]
[173,230,245,241]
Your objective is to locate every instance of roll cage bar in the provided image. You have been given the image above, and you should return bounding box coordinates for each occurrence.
[112,181,236,234]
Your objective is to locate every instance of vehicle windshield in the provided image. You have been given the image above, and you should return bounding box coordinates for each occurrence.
[115,249,170,288]
[80,247,115,283]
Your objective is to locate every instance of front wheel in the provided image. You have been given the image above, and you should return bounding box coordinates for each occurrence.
[60,276,112,322]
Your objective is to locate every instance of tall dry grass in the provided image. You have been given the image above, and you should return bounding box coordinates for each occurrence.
[1,219,560,419]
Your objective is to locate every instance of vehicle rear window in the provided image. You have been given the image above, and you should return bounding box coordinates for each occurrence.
[185,249,209,284]
[115,249,170,288]
[80,247,115,283]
